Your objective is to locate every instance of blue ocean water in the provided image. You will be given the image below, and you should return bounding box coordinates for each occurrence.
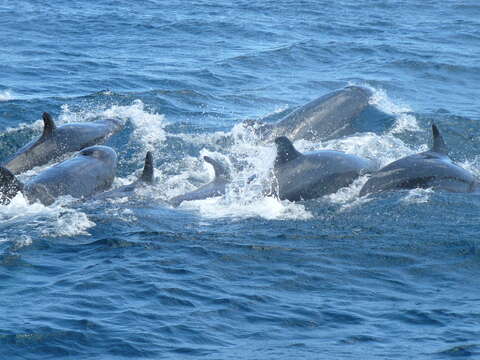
[1,1,480,359]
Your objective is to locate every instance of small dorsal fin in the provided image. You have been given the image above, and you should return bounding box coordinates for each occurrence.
[274,136,302,166]
[140,151,154,184]
[431,123,448,155]
[204,156,230,181]
[41,112,56,138]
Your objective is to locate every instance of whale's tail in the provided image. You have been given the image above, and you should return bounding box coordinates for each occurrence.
[0,166,23,205]
[140,151,154,184]
[169,156,230,207]
[203,156,230,182]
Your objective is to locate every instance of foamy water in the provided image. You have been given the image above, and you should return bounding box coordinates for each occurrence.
[0,100,168,237]
[158,87,429,220]
[2,86,479,229]
[0,90,14,102]
[0,193,94,238]
[2,2,480,359]
[368,86,421,134]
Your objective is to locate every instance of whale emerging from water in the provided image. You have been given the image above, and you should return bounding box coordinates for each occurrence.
[244,86,393,142]
[359,124,479,196]
[272,136,376,201]
[92,151,154,200]
[0,145,117,206]
[2,112,123,174]
[169,156,230,207]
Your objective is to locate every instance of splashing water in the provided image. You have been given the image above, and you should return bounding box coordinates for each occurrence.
[0,90,14,102]
[368,86,421,134]
[0,194,95,239]
[156,86,432,221]
[2,86,478,226]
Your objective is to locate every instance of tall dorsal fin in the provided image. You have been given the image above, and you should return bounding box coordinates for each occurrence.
[41,112,56,138]
[204,156,230,181]
[431,123,448,155]
[274,136,302,166]
[140,151,154,184]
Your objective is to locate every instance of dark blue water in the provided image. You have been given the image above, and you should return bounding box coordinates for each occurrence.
[1,1,480,359]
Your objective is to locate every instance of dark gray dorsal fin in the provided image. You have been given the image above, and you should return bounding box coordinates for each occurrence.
[0,166,23,205]
[41,112,56,138]
[274,136,302,166]
[204,156,229,181]
[431,123,448,155]
[140,151,154,184]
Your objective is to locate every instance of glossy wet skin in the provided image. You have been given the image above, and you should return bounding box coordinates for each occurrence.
[359,151,477,196]
[92,152,154,201]
[23,145,117,206]
[3,114,122,174]
[273,136,376,201]
[246,86,391,142]
[359,124,479,196]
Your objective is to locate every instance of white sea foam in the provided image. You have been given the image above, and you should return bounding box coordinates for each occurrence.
[155,121,313,220]
[104,207,138,223]
[180,194,313,221]
[324,175,371,209]
[169,130,232,154]
[4,99,168,149]
[400,188,434,204]
[162,85,431,221]
[458,156,480,178]
[0,86,442,226]
[4,120,41,134]
[259,104,290,118]
[0,235,34,252]
[101,99,167,151]
[43,210,95,237]
[0,90,14,101]
[102,84,474,222]
[350,82,420,134]
[0,194,95,238]
[367,86,421,134]
[58,100,168,152]
[10,235,33,251]
[321,132,419,167]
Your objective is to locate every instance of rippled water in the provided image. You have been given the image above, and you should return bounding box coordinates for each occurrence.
[1,1,480,359]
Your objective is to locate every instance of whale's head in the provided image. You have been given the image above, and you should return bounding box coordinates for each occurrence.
[79,145,117,165]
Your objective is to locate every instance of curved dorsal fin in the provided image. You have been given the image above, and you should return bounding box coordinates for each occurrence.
[274,136,301,166]
[431,123,448,155]
[140,151,154,184]
[41,112,56,138]
[204,156,230,181]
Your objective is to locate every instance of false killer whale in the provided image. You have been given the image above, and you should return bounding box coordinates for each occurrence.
[92,151,154,200]
[2,112,123,174]
[359,124,479,196]
[169,156,230,207]
[272,136,376,201]
[0,145,117,206]
[244,86,392,142]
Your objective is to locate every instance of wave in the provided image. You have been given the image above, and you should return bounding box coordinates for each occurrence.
[0,90,14,102]
[1,85,479,227]
[0,99,169,240]
[0,194,94,240]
